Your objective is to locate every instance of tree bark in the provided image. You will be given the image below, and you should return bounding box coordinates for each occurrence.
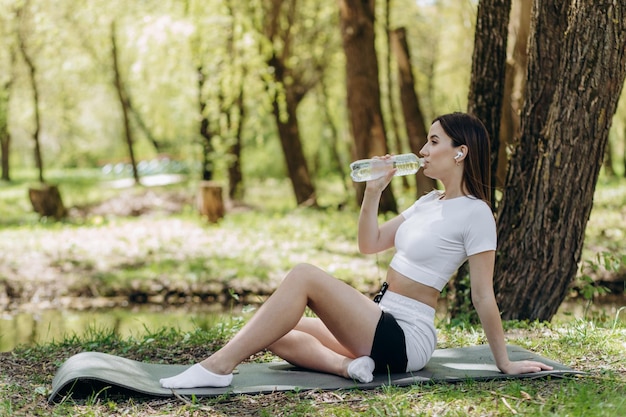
[339,0,396,212]
[467,0,511,207]
[384,0,408,190]
[262,0,317,207]
[227,83,245,201]
[495,0,626,321]
[268,54,317,207]
[225,0,245,202]
[391,27,437,197]
[498,0,532,189]
[0,84,10,182]
[197,65,215,181]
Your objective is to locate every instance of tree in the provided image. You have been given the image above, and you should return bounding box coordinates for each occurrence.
[256,0,331,207]
[390,27,436,196]
[467,0,511,207]
[494,0,626,321]
[0,43,14,183]
[0,2,15,182]
[15,1,67,219]
[383,0,408,190]
[0,82,10,181]
[339,0,396,212]
[16,2,45,184]
[110,20,140,185]
[498,0,531,188]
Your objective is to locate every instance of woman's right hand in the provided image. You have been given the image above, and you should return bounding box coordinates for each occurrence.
[365,155,396,194]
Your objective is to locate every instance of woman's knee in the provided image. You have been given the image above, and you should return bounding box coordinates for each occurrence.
[284,263,323,283]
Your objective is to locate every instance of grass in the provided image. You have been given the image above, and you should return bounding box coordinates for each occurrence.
[0,317,624,416]
[0,169,625,416]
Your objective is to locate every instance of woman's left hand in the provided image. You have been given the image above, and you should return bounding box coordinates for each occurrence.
[499,360,553,375]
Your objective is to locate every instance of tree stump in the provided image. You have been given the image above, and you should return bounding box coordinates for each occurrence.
[197,181,224,223]
[28,184,67,219]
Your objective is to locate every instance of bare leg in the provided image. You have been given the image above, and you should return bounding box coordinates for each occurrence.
[268,329,353,377]
[160,264,382,388]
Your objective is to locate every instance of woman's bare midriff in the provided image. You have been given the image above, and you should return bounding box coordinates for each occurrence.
[385,268,439,309]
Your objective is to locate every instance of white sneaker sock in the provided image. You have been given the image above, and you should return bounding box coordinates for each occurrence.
[159,363,233,389]
[347,356,375,383]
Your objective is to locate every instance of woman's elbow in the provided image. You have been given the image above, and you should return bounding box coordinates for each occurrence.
[358,242,376,254]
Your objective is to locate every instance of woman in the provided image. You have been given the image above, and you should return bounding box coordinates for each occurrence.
[160,112,552,389]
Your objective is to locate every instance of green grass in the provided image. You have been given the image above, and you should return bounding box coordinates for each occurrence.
[1,318,624,416]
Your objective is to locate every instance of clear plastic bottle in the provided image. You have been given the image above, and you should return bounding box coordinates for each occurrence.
[350,153,424,182]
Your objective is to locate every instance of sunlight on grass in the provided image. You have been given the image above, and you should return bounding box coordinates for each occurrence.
[1,316,624,416]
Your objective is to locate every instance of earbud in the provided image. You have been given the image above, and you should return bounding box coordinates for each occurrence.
[454,151,463,160]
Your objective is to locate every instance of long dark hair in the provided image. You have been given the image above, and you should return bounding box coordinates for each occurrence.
[433,112,492,206]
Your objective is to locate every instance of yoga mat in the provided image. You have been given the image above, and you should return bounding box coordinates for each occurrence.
[49,345,582,403]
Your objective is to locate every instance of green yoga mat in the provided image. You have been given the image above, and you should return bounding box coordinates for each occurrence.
[49,345,582,403]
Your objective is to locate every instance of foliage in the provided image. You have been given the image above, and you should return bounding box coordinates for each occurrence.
[1,0,624,189]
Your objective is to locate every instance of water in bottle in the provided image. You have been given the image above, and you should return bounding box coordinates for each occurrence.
[350,153,424,182]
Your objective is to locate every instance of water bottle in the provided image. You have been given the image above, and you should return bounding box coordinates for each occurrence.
[350,153,424,182]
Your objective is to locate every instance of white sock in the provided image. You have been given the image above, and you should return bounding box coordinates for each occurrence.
[159,364,233,389]
[347,356,375,383]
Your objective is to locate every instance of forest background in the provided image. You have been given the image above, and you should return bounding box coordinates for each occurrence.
[1,1,626,323]
[1,0,626,415]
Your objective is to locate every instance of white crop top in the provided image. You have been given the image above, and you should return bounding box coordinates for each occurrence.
[389,191,497,291]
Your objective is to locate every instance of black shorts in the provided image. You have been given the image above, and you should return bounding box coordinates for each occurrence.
[370,311,408,373]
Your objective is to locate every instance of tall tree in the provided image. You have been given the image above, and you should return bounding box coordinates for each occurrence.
[467,0,511,207]
[495,0,626,320]
[338,0,396,212]
[16,2,45,184]
[0,3,15,182]
[110,20,140,185]
[258,0,326,206]
[0,48,14,182]
[224,0,246,201]
[498,0,531,188]
[383,0,408,189]
[0,83,10,182]
[391,27,436,196]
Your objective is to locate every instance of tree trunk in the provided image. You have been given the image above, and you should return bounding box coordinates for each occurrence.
[261,0,317,207]
[604,140,616,177]
[498,0,532,190]
[225,0,245,202]
[269,70,317,206]
[495,0,626,321]
[197,65,215,182]
[0,87,10,182]
[391,27,437,197]
[467,0,511,207]
[0,132,8,182]
[339,0,396,212]
[111,21,140,186]
[623,125,626,178]
[16,5,45,184]
[227,85,245,201]
[384,0,409,190]
[318,73,349,196]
